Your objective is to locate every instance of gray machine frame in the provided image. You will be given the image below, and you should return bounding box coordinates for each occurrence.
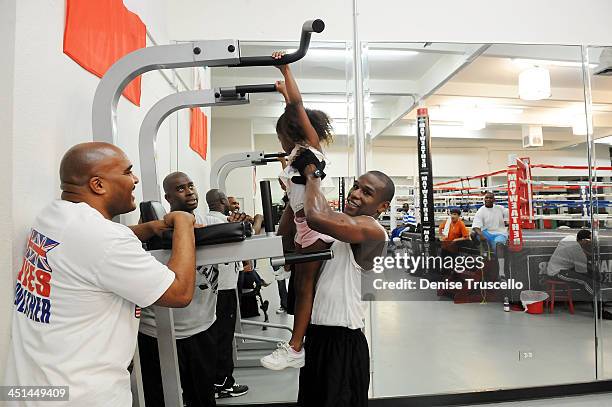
[92,20,325,407]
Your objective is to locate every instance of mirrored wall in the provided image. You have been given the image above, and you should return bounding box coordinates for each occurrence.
[172,31,612,406]
[362,42,601,398]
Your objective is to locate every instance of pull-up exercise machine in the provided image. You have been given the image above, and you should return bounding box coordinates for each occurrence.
[92,19,328,407]
[138,85,321,368]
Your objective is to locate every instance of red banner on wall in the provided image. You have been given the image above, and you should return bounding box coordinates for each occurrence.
[190,108,208,160]
[506,167,523,252]
[517,157,535,229]
[63,0,146,106]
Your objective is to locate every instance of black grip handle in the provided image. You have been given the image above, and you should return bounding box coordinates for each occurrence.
[235,19,325,67]
[235,84,277,94]
[219,84,277,98]
[273,249,334,266]
[264,152,288,159]
[260,180,275,234]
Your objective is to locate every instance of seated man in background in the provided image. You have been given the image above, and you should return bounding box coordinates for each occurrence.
[227,195,269,288]
[228,195,241,213]
[5,143,196,407]
[138,171,221,407]
[471,192,509,280]
[439,208,469,254]
[543,229,612,318]
[544,229,593,297]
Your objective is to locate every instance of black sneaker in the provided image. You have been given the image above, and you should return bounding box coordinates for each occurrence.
[216,383,248,398]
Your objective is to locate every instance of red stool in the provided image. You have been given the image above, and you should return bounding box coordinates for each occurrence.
[545,280,575,314]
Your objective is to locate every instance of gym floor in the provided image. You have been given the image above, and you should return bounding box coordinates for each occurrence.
[218,265,612,405]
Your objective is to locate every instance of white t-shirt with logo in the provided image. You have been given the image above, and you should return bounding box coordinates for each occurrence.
[208,211,243,290]
[4,201,175,407]
[139,213,221,339]
[472,204,509,236]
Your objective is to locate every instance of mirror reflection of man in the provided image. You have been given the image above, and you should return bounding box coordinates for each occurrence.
[542,230,612,319]
[471,192,508,280]
[228,196,241,213]
[439,208,469,254]
[206,189,250,398]
[226,195,268,286]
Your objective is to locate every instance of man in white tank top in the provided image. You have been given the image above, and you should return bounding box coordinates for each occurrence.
[296,157,394,407]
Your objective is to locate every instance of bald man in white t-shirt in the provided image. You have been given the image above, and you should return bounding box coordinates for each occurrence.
[4,142,197,407]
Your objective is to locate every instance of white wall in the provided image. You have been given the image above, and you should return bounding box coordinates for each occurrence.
[358,0,612,45]
[2,0,207,381]
[174,68,213,216]
[165,0,612,45]
[0,0,16,385]
[164,0,354,41]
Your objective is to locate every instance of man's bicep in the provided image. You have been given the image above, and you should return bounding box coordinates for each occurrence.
[310,212,383,243]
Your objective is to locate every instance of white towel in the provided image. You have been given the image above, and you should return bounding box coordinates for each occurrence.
[442,215,452,239]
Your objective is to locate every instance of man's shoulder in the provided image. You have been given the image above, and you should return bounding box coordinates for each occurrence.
[356,214,387,240]
[33,201,137,265]
[204,212,226,225]
[37,200,126,237]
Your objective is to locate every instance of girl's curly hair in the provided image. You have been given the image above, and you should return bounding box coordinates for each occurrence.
[276,103,334,146]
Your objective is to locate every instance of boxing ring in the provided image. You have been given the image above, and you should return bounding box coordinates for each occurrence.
[392,156,612,302]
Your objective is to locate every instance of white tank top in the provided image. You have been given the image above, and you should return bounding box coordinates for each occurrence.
[310,240,369,329]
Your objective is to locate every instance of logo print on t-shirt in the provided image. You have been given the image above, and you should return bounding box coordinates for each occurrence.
[14,229,60,324]
[197,265,219,293]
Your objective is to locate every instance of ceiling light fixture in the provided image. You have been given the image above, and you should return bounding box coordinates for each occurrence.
[522,125,544,147]
[518,67,551,101]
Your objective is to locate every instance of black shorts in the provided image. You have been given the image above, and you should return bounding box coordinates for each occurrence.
[298,324,369,407]
[138,328,216,407]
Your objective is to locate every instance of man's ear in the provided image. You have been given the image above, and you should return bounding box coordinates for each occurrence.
[377,201,390,216]
[89,176,106,196]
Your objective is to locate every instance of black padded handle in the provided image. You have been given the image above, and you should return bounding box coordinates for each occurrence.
[260,180,275,234]
[264,152,288,159]
[219,84,277,98]
[235,19,325,67]
[235,84,277,94]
